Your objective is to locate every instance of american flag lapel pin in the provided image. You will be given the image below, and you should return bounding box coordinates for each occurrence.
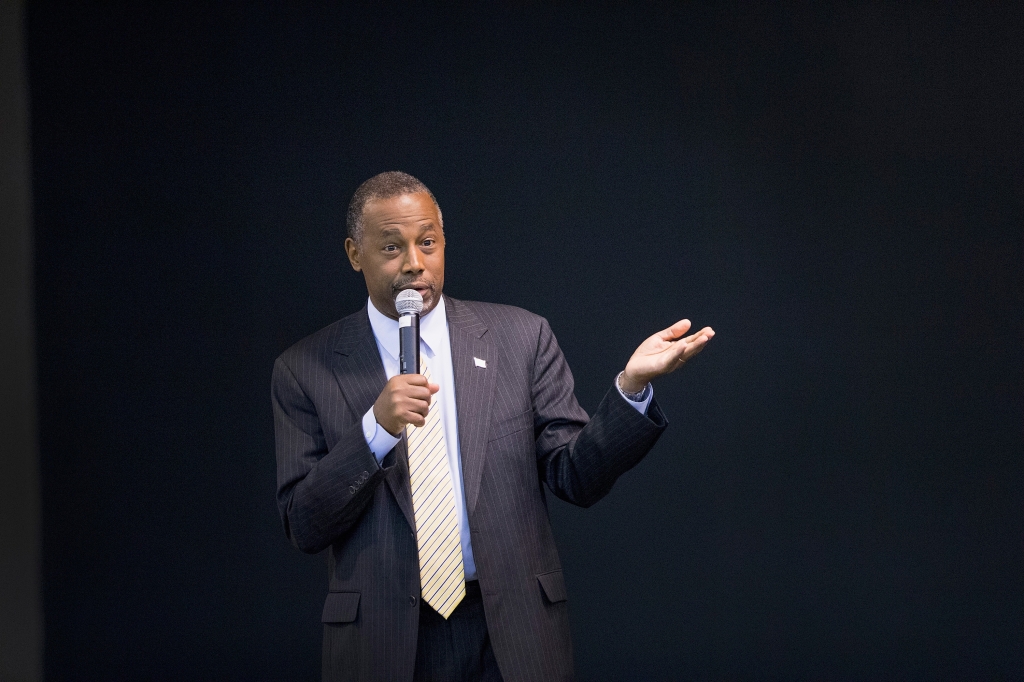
[474,357,487,368]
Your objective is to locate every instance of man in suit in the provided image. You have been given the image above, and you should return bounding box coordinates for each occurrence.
[273,171,714,682]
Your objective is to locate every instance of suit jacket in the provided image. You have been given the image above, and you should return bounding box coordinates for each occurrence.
[272,297,667,682]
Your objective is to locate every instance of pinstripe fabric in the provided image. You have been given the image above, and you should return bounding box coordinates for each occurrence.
[414,581,502,681]
[273,297,668,682]
[407,359,465,619]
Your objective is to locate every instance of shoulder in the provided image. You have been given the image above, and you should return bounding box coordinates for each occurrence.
[451,298,547,329]
[445,297,558,358]
[275,307,368,370]
[446,297,553,340]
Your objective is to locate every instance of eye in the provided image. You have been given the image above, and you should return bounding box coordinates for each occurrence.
[422,238,435,247]
[383,244,399,253]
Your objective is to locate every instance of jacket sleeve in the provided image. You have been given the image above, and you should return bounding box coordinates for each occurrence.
[531,318,668,507]
[272,356,391,553]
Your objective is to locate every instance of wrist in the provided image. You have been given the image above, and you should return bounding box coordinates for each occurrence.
[617,371,649,398]
[372,402,401,437]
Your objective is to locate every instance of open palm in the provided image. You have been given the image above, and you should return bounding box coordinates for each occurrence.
[621,319,715,392]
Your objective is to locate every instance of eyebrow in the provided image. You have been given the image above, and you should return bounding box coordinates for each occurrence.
[377,222,438,239]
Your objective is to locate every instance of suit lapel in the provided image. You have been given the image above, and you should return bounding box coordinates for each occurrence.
[446,297,496,515]
[332,307,415,532]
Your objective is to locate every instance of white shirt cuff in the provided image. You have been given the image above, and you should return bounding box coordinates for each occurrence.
[617,381,653,416]
[362,406,402,464]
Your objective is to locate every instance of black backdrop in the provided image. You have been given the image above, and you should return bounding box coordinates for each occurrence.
[27,3,1022,680]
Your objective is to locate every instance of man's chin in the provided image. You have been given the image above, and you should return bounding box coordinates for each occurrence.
[419,289,439,313]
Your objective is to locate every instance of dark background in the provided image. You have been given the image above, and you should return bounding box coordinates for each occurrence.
[26,2,1022,680]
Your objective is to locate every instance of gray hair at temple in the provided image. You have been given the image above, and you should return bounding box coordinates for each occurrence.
[345,171,444,243]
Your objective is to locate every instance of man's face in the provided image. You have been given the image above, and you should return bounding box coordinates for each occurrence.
[345,192,445,320]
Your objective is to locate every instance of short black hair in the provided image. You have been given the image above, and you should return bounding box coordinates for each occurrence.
[345,171,443,242]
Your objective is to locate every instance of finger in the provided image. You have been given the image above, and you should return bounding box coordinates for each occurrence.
[405,386,433,401]
[406,399,430,418]
[657,319,691,341]
[687,338,709,355]
[392,374,430,389]
[678,327,715,344]
[428,382,440,394]
[660,332,708,366]
[671,332,708,357]
[406,412,427,428]
[678,334,712,361]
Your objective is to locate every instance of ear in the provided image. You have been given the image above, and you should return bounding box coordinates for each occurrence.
[344,237,362,272]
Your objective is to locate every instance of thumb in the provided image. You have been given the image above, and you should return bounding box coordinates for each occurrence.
[428,382,441,394]
[659,318,691,341]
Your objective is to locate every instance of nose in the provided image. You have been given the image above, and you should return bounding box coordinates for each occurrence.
[402,243,424,274]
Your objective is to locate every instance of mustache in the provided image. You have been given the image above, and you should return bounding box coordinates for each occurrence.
[391,280,435,297]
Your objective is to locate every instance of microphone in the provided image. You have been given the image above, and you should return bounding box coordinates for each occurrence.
[395,289,423,375]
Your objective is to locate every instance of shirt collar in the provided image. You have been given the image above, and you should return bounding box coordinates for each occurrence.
[366,294,448,362]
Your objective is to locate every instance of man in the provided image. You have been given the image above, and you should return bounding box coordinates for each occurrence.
[272,171,714,682]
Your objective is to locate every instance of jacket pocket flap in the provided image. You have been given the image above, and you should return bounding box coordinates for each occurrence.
[321,591,360,623]
[536,570,567,603]
[488,408,533,442]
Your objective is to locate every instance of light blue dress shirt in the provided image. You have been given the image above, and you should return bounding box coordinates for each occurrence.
[360,295,652,582]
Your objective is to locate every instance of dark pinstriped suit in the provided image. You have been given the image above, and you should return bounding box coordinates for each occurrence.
[273,297,667,682]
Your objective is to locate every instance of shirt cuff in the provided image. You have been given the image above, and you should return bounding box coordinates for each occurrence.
[616,381,653,416]
[362,406,402,464]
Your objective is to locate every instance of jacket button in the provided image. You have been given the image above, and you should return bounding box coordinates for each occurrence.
[409,595,417,606]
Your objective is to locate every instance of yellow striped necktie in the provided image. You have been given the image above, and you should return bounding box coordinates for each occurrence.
[406,358,465,619]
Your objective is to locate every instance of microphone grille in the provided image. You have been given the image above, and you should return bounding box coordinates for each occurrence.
[395,289,424,315]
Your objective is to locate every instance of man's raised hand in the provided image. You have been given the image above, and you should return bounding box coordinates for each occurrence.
[619,319,715,393]
[373,374,440,436]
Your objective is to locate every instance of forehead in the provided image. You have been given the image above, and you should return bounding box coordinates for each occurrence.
[362,192,439,234]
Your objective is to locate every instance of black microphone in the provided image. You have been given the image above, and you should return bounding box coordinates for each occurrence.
[395,289,423,375]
